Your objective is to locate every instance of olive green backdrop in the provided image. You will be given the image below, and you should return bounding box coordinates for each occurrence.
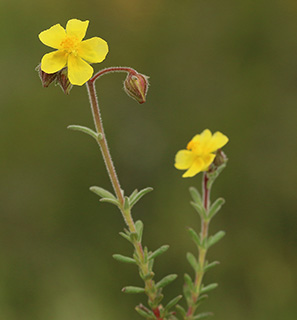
[0,0,296,319]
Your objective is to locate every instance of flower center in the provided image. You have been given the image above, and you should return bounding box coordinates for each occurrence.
[187,140,204,156]
[60,35,80,53]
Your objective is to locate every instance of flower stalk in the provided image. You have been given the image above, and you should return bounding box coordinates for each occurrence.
[86,68,167,320]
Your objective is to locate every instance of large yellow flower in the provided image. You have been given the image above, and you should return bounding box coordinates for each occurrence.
[39,19,108,86]
[175,129,229,178]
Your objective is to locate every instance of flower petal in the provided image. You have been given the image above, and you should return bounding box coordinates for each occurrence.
[174,150,196,170]
[39,24,66,49]
[66,19,89,41]
[67,54,93,85]
[201,153,216,171]
[41,51,67,73]
[208,131,229,152]
[78,37,109,63]
[183,158,204,178]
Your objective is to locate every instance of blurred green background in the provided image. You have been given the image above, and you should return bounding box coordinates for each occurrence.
[1,0,297,319]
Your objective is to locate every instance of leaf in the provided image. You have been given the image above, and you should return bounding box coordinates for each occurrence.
[184,273,193,290]
[112,254,136,264]
[208,198,225,220]
[200,283,218,295]
[129,187,153,208]
[99,198,119,206]
[191,202,207,220]
[156,274,178,289]
[207,231,226,248]
[122,286,145,294]
[164,295,183,312]
[89,186,116,199]
[135,305,155,319]
[186,252,199,272]
[195,294,209,307]
[148,245,169,260]
[204,261,220,273]
[67,125,101,140]
[124,196,130,210]
[193,312,213,319]
[129,189,138,202]
[176,305,186,317]
[188,228,201,247]
[135,220,144,242]
[189,186,202,204]
[119,231,131,243]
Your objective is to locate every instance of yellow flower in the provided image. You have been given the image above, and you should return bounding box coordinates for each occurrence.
[174,129,229,178]
[38,19,108,86]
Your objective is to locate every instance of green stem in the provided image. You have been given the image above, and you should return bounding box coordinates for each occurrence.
[86,71,162,319]
[186,172,210,319]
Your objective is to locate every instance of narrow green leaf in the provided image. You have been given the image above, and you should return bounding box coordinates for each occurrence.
[135,220,144,242]
[207,231,226,249]
[124,196,130,210]
[204,261,220,273]
[100,198,119,206]
[67,125,100,140]
[135,305,155,319]
[148,245,169,260]
[176,305,186,317]
[186,252,199,271]
[188,228,201,247]
[164,295,183,312]
[200,283,218,295]
[119,231,131,242]
[129,232,138,242]
[208,198,225,220]
[129,189,138,202]
[122,286,145,294]
[130,187,153,208]
[90,186,116,199]
[189,186,202,204]
[184,273,193,290]
[193,312,213,319]
[112,254,137,264]
[191,202,207,220]
[156,274,178,289]
[195,294,209,307]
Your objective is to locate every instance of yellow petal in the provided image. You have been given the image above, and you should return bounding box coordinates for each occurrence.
[66,19,89,41]
[78,37,109,63]
[174,150,196,170]
[208,131,229,152]
[67,54,93,85]
[41,51,67,73]
[201,153,216,171]
[39,24,66,49]
[182,158,204,178]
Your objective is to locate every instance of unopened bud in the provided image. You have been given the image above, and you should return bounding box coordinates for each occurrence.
[213,149,228,168]
[57,68,73,95]
[124,72,149,104]
[36,64,58,88]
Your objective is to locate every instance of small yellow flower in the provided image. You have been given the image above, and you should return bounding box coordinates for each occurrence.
[174,129,229,178]
[38,19,108,86]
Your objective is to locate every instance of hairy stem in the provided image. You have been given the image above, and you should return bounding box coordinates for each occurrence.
[186,172,211,319]
[86,70,162,319]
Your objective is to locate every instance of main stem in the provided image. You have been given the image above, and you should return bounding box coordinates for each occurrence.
[86,70,162,319]
[186,172,210,319]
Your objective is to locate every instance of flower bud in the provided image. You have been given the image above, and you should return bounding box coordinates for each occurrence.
[36,64,58,88]
[124,72,149,104]
[57,68,73,95]
[213,149,228,168]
